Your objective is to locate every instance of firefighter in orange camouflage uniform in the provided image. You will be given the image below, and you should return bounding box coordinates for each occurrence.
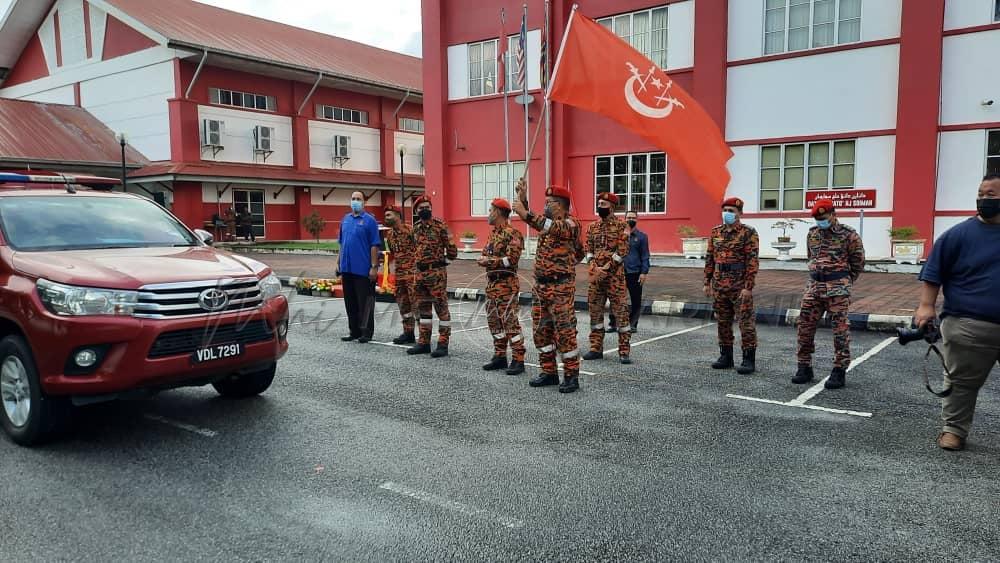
[512,179,584,394]
[406,195,458,358]
[703,197,760,374]
[383,205,417,345]
[478,198,527,376]
[583,191,632,365]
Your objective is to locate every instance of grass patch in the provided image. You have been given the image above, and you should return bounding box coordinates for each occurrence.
[251,241,341,251]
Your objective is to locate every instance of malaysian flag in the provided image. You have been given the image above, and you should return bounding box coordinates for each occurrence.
[516,12,527,89]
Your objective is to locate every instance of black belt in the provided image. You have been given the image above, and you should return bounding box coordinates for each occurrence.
[535,273,572,285]
[417,261,447,272]
[810,271,850,282]
[718,263,746,272]
[487,270,515,279]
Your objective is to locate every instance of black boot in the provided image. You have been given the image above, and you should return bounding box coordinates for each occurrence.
[407,343,431,355]
[558,376,580,394]
[392,332,415,345]
[711,346,734,369]
[736,348,756,375]
[430,344,449,358]
[791,364,814,384]
[620,354,632,365]
[506,361,525,375]
[529,373,559,387]
[825,367,846,389]
[482,356,508,371]
[583,350,603,361]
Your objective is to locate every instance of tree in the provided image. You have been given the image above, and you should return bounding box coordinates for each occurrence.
[302,211,327,246]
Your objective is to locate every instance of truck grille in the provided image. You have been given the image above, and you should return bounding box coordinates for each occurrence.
[148,320,274,359]
[134,278,263,319]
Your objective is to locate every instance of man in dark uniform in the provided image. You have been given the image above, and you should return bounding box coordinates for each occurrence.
[793,198,866,389]
[383,205,417,345]
[512,179,584,393]
[407,195,458,358]
[703,197,760,374]
[583,192,632,364]
[478,198,526,375]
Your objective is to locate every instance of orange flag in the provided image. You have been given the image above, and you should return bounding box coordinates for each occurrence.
[548,9,733,200]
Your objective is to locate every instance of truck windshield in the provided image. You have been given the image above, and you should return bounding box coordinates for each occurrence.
[0,195,199,251]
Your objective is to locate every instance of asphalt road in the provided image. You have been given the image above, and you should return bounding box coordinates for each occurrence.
[2,293,998,561]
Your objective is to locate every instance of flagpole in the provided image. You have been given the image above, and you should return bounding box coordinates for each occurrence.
[543,0,551,189]
[545,4,577,101]
[522,3,530,197]
[502,8,511,208]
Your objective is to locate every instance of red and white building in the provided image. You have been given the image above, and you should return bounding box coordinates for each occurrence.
[421,0,1000,258]
[0,0,425,240]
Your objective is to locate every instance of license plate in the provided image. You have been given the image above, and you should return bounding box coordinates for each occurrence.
[192,343,243,363]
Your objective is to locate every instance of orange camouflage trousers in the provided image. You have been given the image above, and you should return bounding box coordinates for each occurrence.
[532,280,580,377]
[415,267,451,346]
[588,271,631,355]
[394,274,417,334]
[485,274,525,361]
[713,289,757,349]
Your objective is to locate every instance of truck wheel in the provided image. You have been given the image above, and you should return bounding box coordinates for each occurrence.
[0,335,70,446]
[212,363,276,398]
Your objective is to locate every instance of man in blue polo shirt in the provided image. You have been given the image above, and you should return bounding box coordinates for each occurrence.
[337,191,381,343]
[915,174,1000,451]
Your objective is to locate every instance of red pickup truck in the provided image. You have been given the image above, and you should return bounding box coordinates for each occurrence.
[0,173,289,446]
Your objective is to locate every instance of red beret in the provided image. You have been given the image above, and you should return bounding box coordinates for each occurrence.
[413,194,432,207]
[596,191,619,205]
[491,198,511,211]
[721,197,744,211]
[811,198,835,217]
[545,185,572,201]
[384,204,402,215]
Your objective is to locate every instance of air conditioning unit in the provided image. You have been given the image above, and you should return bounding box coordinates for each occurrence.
[202,119,225,147]
[333,135,351,167]
[253,126,274,152]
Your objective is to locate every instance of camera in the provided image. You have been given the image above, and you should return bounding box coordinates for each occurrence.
[897,322,940,346]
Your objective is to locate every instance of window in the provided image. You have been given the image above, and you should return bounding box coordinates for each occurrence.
[468,39,499,97]
[504,35,520,93]
[995,0,1000,22]
[597,6,668,69]
[399,118,424,133]
[759,140,855,211]
[317,105,369,125]
[233,189,266,239]
[764,0,861,55]
[209,88,277,112]
[595,153,667,214]
[470,161,526,216]
[987,130,1000,176]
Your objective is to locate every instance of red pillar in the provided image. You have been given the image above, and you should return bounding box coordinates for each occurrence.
[292,115,311,172]
[171,181,203,231]
[421,0,448,217]
[167,98,201,163]
[892,0,944,253]
[294,187,314,239]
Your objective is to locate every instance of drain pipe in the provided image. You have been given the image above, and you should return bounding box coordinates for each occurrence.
[184,49,209,99]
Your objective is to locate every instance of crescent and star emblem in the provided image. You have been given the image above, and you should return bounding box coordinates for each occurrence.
[624,62,686,119]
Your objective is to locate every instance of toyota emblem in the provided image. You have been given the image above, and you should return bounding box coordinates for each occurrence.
[198,288,229,312]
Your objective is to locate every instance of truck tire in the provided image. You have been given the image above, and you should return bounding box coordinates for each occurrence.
[212,362,276,398]
[0,335,70,446]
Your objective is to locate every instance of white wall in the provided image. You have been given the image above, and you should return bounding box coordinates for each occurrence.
[19,84,75,104]
[940,30,1000,126]
[447,30,541,101]
[934,216,973,242]
[744,216,892,260]
[726,45,899,141]
[38,8,57,73]
[936,130,988,211]
[198,105,293,166]
[308,120,380,172]
[728,0,902,61]
[944,0,996,30]
[201,183,295,205]
[81,60,174,161]
[310,188,354,206]
[724,146,761,210]
[666,0,695,69]
[393,131,425,175]
[89,4,108,61]
[57,0,87,67]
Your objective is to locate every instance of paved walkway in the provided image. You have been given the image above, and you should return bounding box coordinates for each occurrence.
[237,251,923,317]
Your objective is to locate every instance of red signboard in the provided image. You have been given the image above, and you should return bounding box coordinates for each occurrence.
[805,189,877,210]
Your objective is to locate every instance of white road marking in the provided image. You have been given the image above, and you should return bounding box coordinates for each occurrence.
[726,394,873,418]
[787,336,896,406]
[289,297,344,305]
[379,481,523,529]
[144,414,218,437]
[602,323,714,356]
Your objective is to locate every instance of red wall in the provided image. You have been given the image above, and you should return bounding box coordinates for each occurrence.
[4,34,49,87]
[102,15,158,60]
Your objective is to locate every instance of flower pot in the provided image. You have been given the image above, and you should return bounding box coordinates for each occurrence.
[777,236,791,243]
[892,239,925,265]
[681,237,708,259]
[296,287,310,295]
[460,238,476,252]
[320,290,332,298]
[770,241,797,261]
[311,290,321,297]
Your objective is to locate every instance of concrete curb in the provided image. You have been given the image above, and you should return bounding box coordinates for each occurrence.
[278,276,911,333]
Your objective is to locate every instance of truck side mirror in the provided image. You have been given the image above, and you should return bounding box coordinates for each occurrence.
[194,229,214,246]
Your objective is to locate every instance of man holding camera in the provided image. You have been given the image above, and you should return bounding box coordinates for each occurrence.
[915,174,1000,451]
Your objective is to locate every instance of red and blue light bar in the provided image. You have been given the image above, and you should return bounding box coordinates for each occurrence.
[0,173,120,187]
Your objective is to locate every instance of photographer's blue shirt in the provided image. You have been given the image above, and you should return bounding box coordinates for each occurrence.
[919,217,1000,324]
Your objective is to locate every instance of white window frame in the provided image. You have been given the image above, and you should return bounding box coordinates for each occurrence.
[399,117,424,133]
[209,88,277,112]
[596,6,668,70]
[468,39,499,97]
[763,0,863,56]
[986,130,1000,176]
[316,104,369,126]
[470,161,527,217]
[594,152,667,215]
[759,140,856,212]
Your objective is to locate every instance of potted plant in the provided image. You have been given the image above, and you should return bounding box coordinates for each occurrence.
[677,225,708,259]
[301,211,327,247]
[295,278,312,296]
[770,219,807,261]
[459,230,478,252]
[889,226,925,265]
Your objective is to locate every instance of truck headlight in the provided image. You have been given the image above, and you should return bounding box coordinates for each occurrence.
[258,273,283,301]
[37,279,139,316]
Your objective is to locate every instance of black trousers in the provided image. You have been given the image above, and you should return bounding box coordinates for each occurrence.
[342,273,375,339]
[610,273,644,329]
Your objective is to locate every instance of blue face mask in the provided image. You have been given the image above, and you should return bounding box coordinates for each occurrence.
[350,200,363,214]
[722,211,737,225]
[816,219,831,229]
